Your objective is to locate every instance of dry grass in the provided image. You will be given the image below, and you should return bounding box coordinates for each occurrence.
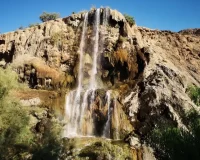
[30,58,62,83]
[114,48,128,64]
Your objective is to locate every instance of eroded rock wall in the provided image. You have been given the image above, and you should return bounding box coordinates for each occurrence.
[0,7,200,160]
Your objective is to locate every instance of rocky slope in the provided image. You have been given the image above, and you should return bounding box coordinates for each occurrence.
[0,7,200,160]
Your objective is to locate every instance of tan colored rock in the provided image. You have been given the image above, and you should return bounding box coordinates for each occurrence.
[110,9,126,22]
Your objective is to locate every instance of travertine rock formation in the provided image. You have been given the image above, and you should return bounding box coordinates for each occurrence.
[0,7,200,160]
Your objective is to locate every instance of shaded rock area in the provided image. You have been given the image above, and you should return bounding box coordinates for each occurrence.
[0,7,200,160]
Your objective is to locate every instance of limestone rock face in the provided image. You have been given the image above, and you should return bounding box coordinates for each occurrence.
[179,28,200,36]
[0,7,200,160]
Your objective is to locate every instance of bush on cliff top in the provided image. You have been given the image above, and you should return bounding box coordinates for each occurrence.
[39,12,60,22]
[124,14,135,26]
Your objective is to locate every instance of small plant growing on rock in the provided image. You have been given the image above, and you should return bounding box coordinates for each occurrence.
[39,12,60,22]
[187,85,200,106]
[124,14,135,26]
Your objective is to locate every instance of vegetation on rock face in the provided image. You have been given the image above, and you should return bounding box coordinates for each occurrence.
[187,85,200,106]
[64,138,134,160]
[147,109,200,160]
[50,31,66,51]
[39,12,60,22]
[114,48,128,64]
[124,14,135,26]
[0,67,63,160]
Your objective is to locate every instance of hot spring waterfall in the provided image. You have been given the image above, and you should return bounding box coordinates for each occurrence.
[64,8,119,139]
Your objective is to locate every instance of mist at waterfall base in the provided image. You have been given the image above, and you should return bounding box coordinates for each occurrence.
[63,8,120,140]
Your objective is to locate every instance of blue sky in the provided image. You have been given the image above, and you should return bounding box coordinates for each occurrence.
[1,0,200,33]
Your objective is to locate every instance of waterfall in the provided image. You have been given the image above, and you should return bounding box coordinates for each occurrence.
[78,12,88,92]
[90,8,100,89]
[103,91,120,139]
[103,7,110,26]
[64,8,120,139]
[64,13,88,137]
[103,90,112,138]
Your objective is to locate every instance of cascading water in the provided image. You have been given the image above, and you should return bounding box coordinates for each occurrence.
[64,12,89,137]
[64,8,119,139]
[89,8,100,90]
[103,7,110,26]
[103,91,120,139]
[103,90,112,138]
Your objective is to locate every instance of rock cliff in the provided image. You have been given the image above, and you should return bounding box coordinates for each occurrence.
[0,7,200,160]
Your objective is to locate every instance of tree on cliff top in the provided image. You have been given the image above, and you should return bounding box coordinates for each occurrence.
[124,14,135,26]
[39,12,60,22]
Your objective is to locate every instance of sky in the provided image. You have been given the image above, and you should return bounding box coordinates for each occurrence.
[1,0,200,33]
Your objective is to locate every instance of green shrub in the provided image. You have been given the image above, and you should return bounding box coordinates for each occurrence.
[147,110,200,160]
[0,68,33,159]
[0,67,18,99]
[187,85,200,106]
[39,12,60,22]
[124,14,135,26]
[0,67,63,160]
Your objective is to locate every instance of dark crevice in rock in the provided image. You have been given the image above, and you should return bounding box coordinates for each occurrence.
[141,47,150,64]
[134,53,146,79]
[116,61,129,81]
[42,50,48,62]
[0,40,5,45]
[29,68,38,88]
[0,43,15,63]
[138,82,145,98]
[43,26,46,36]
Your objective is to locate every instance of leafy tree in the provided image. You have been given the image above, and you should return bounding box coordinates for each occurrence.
[39,12,60,22]
[124,14,135,26]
